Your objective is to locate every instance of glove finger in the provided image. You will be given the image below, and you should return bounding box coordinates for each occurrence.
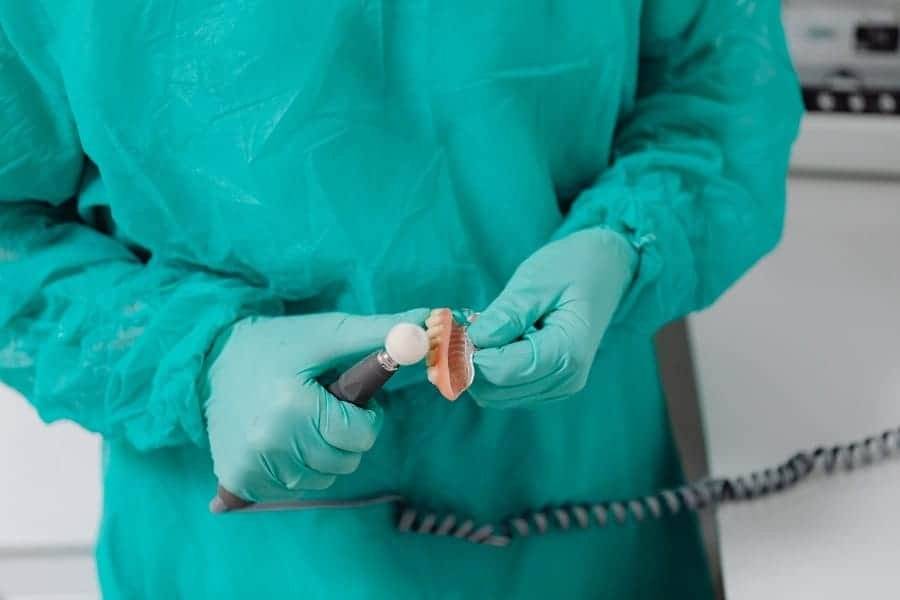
[305,308,430,369]
[313,384,384,453]
[468,323,581,408]
[221,454,334,503]
[468,273,558,349]
[259,451,338,492]
[472,327,565,387]
[467,372,570,408]
[289,426,363,476]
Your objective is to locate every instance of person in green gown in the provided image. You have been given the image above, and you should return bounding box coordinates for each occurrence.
[0,1,801,597]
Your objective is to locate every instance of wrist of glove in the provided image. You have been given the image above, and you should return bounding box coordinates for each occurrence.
[467,227,636,409]
[204,309,428,502]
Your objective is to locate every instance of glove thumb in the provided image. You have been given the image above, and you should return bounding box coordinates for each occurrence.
[308,308,429,368]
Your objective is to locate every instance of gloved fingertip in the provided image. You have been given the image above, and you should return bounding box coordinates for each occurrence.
[472,347,500,368]
[467,311,514,347]
[472,348,519,386]
[209,496,227,513]
[473,342,536,383]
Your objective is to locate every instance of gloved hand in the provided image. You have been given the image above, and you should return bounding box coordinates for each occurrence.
[204,309,428,504]
[467,227,636,408]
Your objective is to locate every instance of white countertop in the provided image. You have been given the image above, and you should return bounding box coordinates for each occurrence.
[691,172,900,599]
[791,113,900,177]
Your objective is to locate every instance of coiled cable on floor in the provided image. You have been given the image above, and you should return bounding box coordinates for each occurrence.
[395,426,900,547]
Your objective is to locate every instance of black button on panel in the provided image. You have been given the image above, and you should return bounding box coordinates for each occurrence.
[803,87,900,116]
[856,24,900,53]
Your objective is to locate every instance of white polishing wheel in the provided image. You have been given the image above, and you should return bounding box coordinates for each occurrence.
[385,322,429,366]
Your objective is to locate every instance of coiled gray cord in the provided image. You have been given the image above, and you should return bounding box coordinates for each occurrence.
[394,426,900,547]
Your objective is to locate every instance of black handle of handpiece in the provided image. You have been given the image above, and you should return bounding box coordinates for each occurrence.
[213,351,395,512]
[325,351,395,407]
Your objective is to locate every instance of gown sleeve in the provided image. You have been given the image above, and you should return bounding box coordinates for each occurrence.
[556,0,803,333]
[0,16,279,450]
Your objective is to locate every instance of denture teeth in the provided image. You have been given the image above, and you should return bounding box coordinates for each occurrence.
[426,309,448,327]
[427,366,439,384]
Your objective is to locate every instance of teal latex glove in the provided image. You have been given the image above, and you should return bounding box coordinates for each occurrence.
[467,228,637,408]
[204,309,428,503]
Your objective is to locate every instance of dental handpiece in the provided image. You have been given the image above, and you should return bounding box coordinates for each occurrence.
[212,322,430,513]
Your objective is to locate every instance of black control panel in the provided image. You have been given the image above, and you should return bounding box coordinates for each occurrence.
[788,9,900,116]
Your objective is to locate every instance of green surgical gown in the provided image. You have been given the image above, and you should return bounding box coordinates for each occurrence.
[0,1,801,597]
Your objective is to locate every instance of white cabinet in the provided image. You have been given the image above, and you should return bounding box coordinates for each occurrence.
[0,385,100,598]
[691,171,900,598]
